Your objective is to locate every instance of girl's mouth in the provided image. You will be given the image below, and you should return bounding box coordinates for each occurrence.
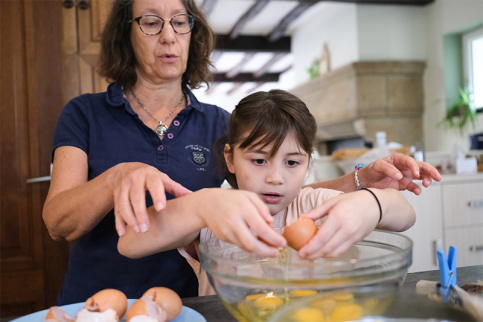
[261,193,283,204]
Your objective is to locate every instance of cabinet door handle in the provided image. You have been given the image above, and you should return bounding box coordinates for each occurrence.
[469,245,483,253]
[78,0,90,10]
[26,176,51,183]
[467,200,483,209]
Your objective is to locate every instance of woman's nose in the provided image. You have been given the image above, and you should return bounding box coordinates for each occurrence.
[159,22,176,43]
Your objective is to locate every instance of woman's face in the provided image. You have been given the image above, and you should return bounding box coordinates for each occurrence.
[131,0,191,84]
[225,131,310,216]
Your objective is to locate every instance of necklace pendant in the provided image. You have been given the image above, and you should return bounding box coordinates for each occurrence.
[155,122,168,137]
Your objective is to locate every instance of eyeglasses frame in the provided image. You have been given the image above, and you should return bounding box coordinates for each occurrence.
[128,14,196,35]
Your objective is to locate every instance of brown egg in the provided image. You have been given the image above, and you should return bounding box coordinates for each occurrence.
[125,297,167,321]
[143,287,183,321]
[282,216,318,250]
[84,288,128,318]
[45,306,74,322]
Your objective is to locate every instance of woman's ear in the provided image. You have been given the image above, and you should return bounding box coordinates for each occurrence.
[224,144,236,174]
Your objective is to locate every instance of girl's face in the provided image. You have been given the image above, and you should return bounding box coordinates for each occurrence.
[131,0,191,84]
[225,131,310,216]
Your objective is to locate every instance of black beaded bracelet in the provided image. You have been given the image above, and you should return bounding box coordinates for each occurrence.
[360,187,382,223]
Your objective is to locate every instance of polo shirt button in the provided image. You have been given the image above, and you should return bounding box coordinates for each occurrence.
[167,133,174,139]
[157,145,164,151]
[173,120,180,126]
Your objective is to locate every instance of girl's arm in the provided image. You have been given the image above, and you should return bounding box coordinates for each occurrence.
[299,188,415,259]
[117,188,287,259]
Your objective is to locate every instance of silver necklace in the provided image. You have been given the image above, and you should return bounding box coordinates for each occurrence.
[131,88,184,137]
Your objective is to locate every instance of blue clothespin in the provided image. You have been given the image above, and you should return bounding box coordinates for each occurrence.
[437,246,457,303]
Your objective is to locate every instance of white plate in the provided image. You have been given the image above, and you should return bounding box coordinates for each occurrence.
[10,299,206,321]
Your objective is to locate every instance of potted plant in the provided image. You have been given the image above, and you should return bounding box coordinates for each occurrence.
[440,88,477,135]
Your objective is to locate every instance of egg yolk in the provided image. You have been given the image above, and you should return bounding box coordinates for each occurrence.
[293,307,326,321]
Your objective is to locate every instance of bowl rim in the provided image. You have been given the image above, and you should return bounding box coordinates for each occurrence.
[199,230,413,273]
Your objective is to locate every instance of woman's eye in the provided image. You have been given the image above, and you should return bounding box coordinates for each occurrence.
[286,160,300,167]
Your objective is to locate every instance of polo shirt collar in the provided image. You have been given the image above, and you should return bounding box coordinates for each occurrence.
[106,82,205,114]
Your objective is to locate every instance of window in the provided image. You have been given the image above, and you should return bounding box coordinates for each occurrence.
[463,26,483,110]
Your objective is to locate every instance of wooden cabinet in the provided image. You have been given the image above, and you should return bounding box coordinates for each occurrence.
[1,0,108,318]
[401,184,443,273]
[0,0,69,317]
[401,173,483,273]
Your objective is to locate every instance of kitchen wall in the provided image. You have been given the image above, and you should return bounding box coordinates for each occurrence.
[193,0,483,154]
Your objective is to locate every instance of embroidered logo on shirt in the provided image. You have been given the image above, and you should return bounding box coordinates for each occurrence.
[192,151,206,165]
[185,145,211,171]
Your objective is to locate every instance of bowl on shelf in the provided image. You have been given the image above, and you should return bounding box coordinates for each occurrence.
[199,230,412,322]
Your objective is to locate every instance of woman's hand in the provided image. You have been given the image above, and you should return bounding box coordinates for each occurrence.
[360,152,442,195]
[112,162,191,237]
[297,192,380,259]
[196,189,286,257]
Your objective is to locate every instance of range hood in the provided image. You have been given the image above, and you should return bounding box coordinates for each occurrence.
[290,61,426,146]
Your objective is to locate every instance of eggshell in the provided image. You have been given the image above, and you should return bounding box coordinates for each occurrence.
[125,297,167,322]
[282,216,318,250]
[44,306,74,322]
[143,287,182,321]
[84,288,128,319]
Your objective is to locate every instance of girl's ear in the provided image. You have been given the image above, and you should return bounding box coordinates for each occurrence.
[224,144,236,174]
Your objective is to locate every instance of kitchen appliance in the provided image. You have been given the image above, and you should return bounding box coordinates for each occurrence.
[469,132,483,150]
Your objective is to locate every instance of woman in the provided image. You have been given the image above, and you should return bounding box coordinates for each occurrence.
[43,0,440,305]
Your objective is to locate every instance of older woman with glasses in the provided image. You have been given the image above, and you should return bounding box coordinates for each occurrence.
[43,0,441,305]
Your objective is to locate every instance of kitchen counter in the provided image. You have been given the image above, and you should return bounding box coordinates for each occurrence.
[2,265,481,321]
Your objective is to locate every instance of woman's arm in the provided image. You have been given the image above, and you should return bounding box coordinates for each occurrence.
[42,146,191,241]
[117,188,287,259]
[307,153,442,195]
[43,146,113,241]
[299,188,415,259]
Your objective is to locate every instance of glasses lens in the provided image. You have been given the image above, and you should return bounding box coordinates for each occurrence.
[139,16,163,35]
[171,14,194,34]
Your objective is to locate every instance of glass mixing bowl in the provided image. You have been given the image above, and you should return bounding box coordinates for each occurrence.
[199,230,412,322]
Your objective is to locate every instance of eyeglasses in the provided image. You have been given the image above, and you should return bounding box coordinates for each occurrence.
[129,14,196,35]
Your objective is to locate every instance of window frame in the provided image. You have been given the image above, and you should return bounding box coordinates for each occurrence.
[462,26,483,110]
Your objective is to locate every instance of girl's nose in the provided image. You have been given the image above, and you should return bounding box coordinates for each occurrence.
[266,168,284,185]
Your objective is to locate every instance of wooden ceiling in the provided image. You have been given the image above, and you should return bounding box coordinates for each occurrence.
[202,0,435,89]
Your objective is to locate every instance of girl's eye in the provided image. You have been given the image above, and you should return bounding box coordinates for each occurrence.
[252,159,266,165]
[286,160,300,167]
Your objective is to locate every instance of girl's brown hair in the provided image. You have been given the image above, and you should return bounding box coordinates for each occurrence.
[97,0,215,90]
[218,90,317,188]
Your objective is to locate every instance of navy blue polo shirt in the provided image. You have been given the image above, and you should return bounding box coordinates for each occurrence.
[53,83,230,305]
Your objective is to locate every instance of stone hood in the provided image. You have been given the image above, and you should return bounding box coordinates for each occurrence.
[290,61,426,146]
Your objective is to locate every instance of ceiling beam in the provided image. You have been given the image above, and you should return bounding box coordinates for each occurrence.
[229,0,269,40]
[268,1,318,42]
[327,0,434,4]
[215,35,291,53]
[201,0,218,15]
[252,52,288,78]
[225,52,257,79]
[212,72,280,83]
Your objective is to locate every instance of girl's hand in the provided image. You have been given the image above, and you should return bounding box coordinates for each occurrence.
[196,189,286,257]
[360,152,441,195]
[298,191,380,259]
[112,162,191,236]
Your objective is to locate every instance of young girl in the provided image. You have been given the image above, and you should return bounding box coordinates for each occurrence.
[118,90,415,295]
